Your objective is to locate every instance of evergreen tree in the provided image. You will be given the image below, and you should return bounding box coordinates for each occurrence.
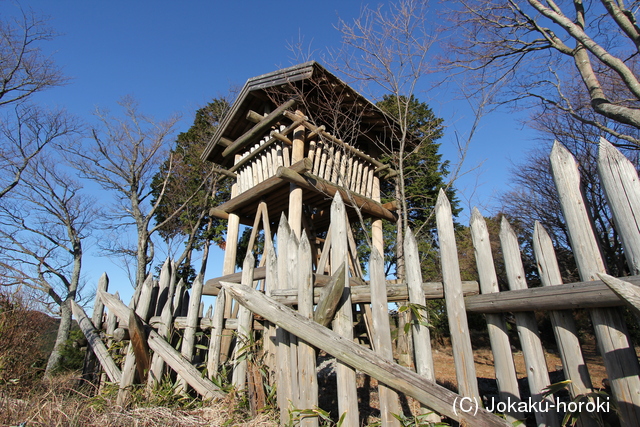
[151,98,232,282]
[376,94,459,280]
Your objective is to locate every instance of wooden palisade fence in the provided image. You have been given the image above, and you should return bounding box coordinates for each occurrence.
[74,137,640,426]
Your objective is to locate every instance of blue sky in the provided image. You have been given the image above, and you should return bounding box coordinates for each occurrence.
[7,1,537,303]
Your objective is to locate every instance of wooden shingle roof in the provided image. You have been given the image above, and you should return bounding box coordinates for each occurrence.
[202,61,400,167]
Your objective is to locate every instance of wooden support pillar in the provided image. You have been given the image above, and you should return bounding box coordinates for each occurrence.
[331,193,359,425]
[288,115,305,238]
[372,176,383,255]
[220,154,242,364]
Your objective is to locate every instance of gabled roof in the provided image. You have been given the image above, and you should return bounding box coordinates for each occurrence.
[202,61,400,166]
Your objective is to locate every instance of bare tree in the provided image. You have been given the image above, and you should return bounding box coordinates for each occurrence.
[0,6,66,107]
[0,6,68,199]
[445,0,640,147]
[0,154,95,376]
[0,104,77,199]
[501,97,639,281]
[151,98,232,282]
[65,96,209,288]
[334,0,440,280]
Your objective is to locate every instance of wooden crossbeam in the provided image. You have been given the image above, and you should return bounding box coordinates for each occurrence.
[221,281,509,427]
[222,98,297,158]
[465,275,640,312]
[276,166,397,222]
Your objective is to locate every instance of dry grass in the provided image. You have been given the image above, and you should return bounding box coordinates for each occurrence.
[0,373,278,427]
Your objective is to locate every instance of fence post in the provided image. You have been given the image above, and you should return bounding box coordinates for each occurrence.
[179,273,205,392]
[82,273,109,384]
[117,274,155,405]
[232,252,255,391]
[275,215,295,424]
[297,232,319,426]
[331,192,359,425]
[533,222,594,406]
[207,287,226,380]
[370,247,401,426]
[148,258,175,388]
[597,137,640,275]
[435,189,479,399]
[551,141,640,425]
[500,218,559,427]
[470,210,522,424]
[404,228,441,423]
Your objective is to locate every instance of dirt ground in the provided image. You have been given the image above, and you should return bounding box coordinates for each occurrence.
[315,338,617,425]
[431,341,609,392]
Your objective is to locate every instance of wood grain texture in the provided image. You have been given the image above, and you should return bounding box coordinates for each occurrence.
[470,210,522,424]
[552,141,640,425]
[221,282,509,427]
[500,218,558,427]
[436,189,479,400]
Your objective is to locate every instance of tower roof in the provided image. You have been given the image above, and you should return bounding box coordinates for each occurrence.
[202,61,400,166]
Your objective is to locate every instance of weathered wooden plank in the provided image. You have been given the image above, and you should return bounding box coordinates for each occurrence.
[313,263,346,327]
[118,274,155,405]
[332,149,340,183]
[275,215,295,423]
[500,217,558,427]
[324,145,335,182]
[215,158,311,215]
[148,259,175,387]
[100,291,225,400]
[71,300,122,384]
[551,141,640,425]
[173,279,185,317]
[350,158,359,192]
[598,273,640,318]
[276,166,397,222]
[265,143,274,178]
[207,287,226,379]
[316,224,331,275]
[331,193,358,425]
[220,163,242,365]
[256,145,265,184]
[405,228,442,422]
[312,140,323,175]
[262,242,277,379]
[533,222,594,411]
[288,123,306,238]
[283,144,290,167]
[469,210,522,423]
[318,144,328,179]
[354,161,364,195]
[465,275,640,312]
[286,232,300,405]
[128,309,150,383]
[82,273,109,383]
[338,150,347,187]
[436,190,479,400]
[297,233,319,426]
[404,228,435,381]
[222,98,297,158]
[221,282,509,427]
[232,252,256,391]
[308,139,316,164]
[371,247,401,426]
[598,137,640,274]
[179,273,205,392]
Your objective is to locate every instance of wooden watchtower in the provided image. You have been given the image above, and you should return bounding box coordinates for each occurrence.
[202,61,399,279]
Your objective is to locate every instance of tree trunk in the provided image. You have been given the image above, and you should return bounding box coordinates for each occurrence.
[44,299,72,378]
